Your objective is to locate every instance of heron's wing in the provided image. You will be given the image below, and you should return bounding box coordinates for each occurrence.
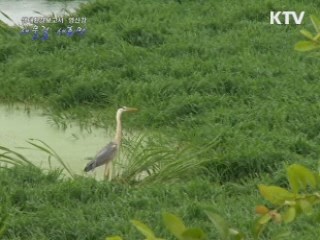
[84,142,118,172]
[94,142,118,165]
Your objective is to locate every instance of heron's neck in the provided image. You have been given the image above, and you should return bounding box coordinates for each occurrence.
[114,111,122,144]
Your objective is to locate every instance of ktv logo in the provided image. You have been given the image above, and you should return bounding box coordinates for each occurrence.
[270,11,305,25]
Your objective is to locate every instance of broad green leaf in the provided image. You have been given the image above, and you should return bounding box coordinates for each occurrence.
[294,41,319,52]
[205,211,229,240]
[287,164,317,193]
[163,213,186,240]
[271,231,291,240]
[298,199,313,215]
[310,15,320,33]
[284,200,296,206]
[282,207,296,223]
[131,220,156,239]
[304,195,319,205]
[314,33,320,41]
[229,228,245,240]
[106,237,123,240]
[300,29,315,40]
[181,228,207,240]
[252,221,267,240]
[258,213,272,225]
[258,185,295,205]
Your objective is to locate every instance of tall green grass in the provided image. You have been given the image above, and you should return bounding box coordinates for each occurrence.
[1,1,320,238]
[114,134,217,185]
[0,139,74,178]
[1,0,320,181]
[1,164,320,239]
[0,146,36,169]
[1,135,213,185]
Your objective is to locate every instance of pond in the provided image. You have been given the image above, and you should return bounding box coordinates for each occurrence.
[0,105,121,179]
[0,0,88,26]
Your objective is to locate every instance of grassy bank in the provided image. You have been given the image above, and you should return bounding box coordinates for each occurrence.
[1,0,320,179]
[1,0,320,238]
[1,166,320,239]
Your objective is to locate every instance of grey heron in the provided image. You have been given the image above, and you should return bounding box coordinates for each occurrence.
[84,106,138,180]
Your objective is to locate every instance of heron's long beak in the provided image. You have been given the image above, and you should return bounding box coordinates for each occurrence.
[125,107,138,112]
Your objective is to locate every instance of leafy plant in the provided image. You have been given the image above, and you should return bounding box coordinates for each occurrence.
[106,212,206,240]
[26,138,74,178]
[106,164,320,240]
[0,139,74,178]
[112,134,215,185]
[0,146,37,168]
[295,15,320,52]
[254,164,320,239]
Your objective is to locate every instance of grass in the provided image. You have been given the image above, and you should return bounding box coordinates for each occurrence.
[0,140,74,178]
[0,166,240,240]
[1,0,320,238]
[1,0,320,180]
[115,134,214,185]
[0,166,320,239]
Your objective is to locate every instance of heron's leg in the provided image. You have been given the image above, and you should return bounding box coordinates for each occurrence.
[93,168,96,178]
[108,162,113,181]
[104,163,110,180]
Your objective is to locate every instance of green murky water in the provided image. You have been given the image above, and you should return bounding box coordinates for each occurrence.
[0,105,115,178]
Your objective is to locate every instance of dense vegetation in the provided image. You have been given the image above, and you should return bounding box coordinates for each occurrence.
[1,0,320,239]
[1,165,320,240]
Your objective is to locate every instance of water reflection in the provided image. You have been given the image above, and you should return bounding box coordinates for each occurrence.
[0,105,112,178]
